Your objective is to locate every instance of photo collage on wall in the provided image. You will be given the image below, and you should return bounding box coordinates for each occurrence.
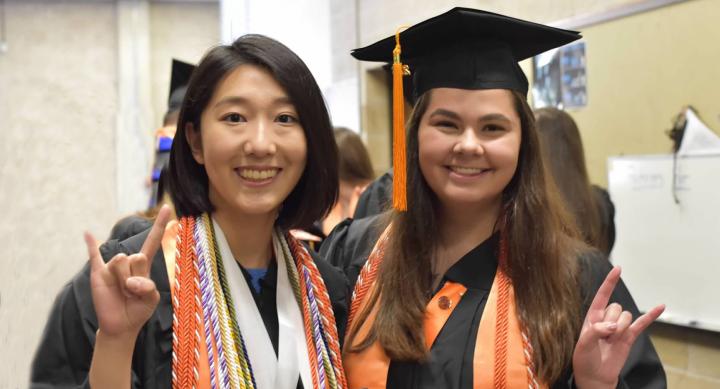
[532,41,587,109]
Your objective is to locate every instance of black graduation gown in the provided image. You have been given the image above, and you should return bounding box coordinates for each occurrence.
[320,214,666,389]
[108,215,153,241]
[352,171,393,220]
[592,185,616,256]
[30,227,349,389]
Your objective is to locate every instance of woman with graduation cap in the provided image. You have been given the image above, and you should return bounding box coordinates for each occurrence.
[31,35,348,389]
[322,8,666,389]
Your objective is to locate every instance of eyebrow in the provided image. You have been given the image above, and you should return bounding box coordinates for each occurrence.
[213,95,294,109]
[428,109,512,124]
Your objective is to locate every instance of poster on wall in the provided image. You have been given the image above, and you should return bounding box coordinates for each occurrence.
[532,41,587,109]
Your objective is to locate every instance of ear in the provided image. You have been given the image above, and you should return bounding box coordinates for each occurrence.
[185,123,204,165]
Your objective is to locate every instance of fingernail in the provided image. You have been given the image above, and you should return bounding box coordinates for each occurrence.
[607,323,618,330]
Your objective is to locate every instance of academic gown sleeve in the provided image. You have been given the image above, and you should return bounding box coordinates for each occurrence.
[352,172,393,220]
[30,229,174,389]
[108,215,153,242]
[319,214,385,289]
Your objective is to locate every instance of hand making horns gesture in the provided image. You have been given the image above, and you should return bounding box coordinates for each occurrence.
[84,206,172,337]
[572,266,665,389]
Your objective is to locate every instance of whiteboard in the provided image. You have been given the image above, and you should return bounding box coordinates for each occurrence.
[608,154,720,332]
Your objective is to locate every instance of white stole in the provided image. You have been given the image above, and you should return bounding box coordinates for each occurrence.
[213,219,312,389]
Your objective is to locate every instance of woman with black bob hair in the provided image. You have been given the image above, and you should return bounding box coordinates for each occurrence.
[31,34,348,389]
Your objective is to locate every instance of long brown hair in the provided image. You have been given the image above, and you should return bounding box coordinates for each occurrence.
[334,127,375,185]
[535,107,606,253]
[348,91,584,384]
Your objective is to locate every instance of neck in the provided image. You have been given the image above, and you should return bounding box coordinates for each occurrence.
[434,198,502,277]
[212,209,275,269]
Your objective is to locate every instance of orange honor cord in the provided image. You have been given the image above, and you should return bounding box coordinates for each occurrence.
[392,26,410,211]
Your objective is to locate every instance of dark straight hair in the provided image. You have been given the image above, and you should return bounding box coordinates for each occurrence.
[167,34,339,229]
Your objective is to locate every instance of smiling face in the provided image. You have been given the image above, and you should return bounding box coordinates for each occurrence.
[187,64,307,219]
[418,88,522,212]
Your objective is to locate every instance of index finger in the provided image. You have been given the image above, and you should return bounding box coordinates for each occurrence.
[139,205,172,264]
[587,266,622,322]
[84,232,103,272]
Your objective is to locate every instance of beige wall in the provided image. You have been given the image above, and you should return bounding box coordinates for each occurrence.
[0,1,119,386]
[569,0,720,186]
[0,1,219,387]
[149,1,220,127]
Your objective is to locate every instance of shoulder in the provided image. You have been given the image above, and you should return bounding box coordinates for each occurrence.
[575,247,641,314]
[320,214,386,286]
[108,215,153,242]
[353,171,393,219]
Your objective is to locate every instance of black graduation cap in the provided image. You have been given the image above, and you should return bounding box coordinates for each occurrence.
[351,8,581,212]
[352,7,582,99]
[168,59,196,112]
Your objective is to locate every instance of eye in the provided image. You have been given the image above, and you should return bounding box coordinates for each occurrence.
[484,124,505,132]
[276,113,299,124]
[434,120,458,129]
[222,113,245,123]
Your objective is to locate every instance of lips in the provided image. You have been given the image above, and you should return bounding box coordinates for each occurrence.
[235,167,280,181]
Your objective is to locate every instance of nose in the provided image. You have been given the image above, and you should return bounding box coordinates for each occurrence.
[243,119,277,157]
[452,127,484,155]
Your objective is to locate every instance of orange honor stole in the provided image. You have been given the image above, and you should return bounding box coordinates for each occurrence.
[343,229,547,389]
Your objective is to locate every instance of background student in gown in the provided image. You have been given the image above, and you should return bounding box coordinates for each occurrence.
[535,107,616,256]
[322,7,666,389]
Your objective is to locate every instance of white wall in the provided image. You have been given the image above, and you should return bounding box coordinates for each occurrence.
[221,0,361,132]
[0,1,220,386]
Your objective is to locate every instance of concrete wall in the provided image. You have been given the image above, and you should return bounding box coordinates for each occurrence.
[0,1,219,387]
[0,1,119,387]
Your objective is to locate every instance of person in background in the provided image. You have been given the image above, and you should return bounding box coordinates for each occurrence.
[535,107,616,256]
[322,127,375,235]
[295,127,375,250]
[323,7,665,388]
[31,34,348,389]
[108,60,195,241]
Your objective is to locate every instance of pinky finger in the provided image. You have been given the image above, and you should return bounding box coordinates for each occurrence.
[629,304,666,339]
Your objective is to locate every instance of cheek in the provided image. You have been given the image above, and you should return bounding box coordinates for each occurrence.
[285,130,308,169]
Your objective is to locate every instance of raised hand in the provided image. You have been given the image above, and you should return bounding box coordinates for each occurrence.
[572,266,665,389]
[85,206,172,337]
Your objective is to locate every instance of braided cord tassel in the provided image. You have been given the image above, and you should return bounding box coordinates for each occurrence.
[294,252,322,389]
[194,219,220,389]
[205,216,253,389]
[172,217,201,389]
[287,234,347,388]
[522,331,540,389]
[493,235,512,389]
[348,233,387,328]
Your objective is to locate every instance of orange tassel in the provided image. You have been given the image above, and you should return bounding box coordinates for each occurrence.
[392,27,410,212]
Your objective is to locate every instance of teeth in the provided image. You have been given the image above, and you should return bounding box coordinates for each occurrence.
[451,166,485,175]
[239,168,278,180]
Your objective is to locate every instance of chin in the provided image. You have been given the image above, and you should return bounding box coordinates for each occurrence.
[440,190,503,208]
[232,199,282,217]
